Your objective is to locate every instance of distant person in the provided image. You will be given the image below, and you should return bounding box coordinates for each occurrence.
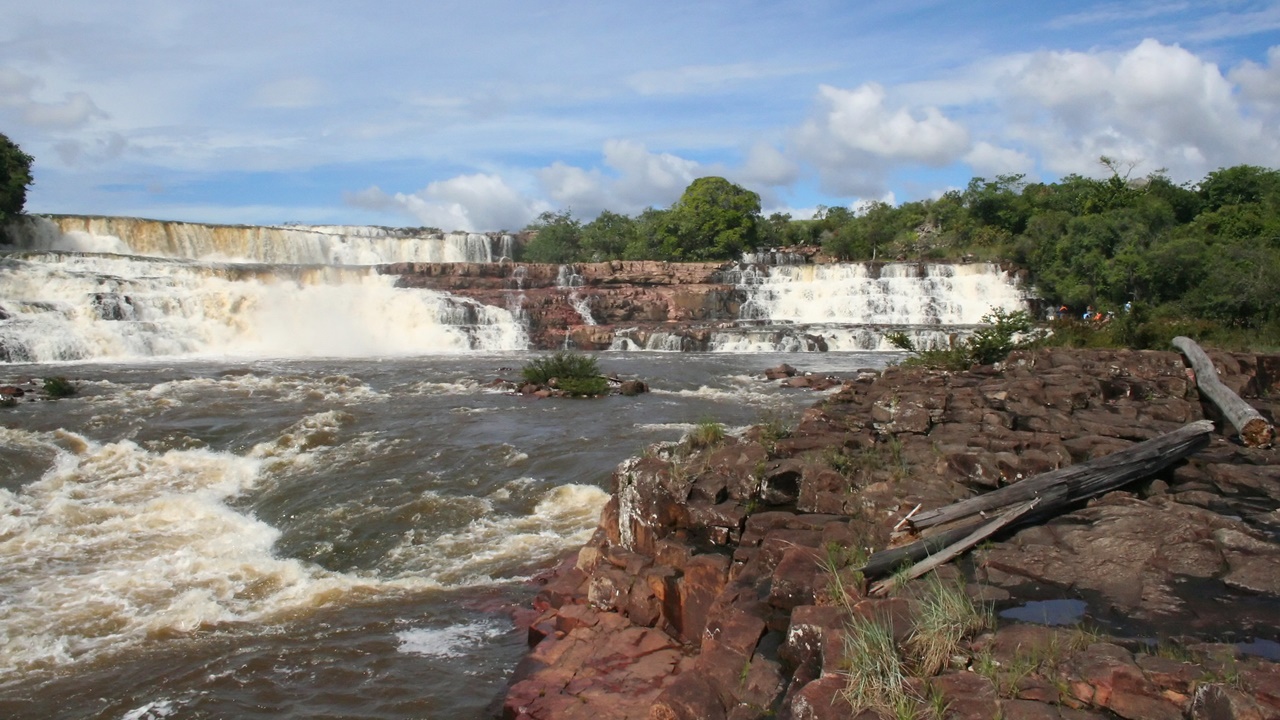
[1124,301,1132,313]
[1083,306,1094,321]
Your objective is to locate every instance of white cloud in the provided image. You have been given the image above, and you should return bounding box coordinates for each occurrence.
[1001,39,1279,178]
[0,66,107,130]
[536,140,703,218]
[965,141,1035,177]
[1230,45,1280,111]
[792,82,970,196]
[345,174,545,232]
[802,83,970,164]
[739,142,799,186]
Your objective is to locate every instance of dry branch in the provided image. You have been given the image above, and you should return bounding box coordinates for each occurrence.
[857,420,1214,579]
[868,498,1041,596]
[1173,336,1274,448]
[907,420,1212,532]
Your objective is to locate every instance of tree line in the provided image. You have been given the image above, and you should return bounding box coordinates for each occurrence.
[519,160,1280,346]
[4,130,1276,346]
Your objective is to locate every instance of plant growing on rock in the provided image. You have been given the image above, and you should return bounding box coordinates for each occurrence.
[840,611,912,714]
[686,417,726,449]
[520,350,608,396]
[889,308,1042,369]
[907,574,990,676]
[43,376,77,398]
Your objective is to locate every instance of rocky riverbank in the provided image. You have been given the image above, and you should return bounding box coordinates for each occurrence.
[500,348,1280,720]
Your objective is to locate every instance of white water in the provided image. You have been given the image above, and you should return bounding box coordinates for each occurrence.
[8,216,509,265]
[737,262,1026,325]
[0,415,608,676]
[0,252,528,362]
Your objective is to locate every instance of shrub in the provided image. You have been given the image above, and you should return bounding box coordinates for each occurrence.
[890,307,1042,370]
[555,376,609,397]
[43,376,77,398]
[521,350,601,385]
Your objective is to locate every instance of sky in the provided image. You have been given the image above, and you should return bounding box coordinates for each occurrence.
[2,1,1279,232]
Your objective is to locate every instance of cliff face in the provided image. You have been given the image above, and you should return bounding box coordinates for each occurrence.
[381,260,745,350]
[501,348,1280,720]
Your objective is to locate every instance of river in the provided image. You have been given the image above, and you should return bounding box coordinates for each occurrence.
[0,351,890,719]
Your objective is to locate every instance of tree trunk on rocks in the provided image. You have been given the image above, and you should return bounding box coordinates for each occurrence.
[1174,336,1274,448]
[858,421,1214,578]
[907,420,1213,532]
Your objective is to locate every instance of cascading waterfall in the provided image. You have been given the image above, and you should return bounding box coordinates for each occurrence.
[556,264,595,327]
[713,262,1028,352]
[0,252,528,362]
[5,215,513,266]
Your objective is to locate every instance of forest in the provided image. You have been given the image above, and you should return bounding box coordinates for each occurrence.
[518,161,1280,350]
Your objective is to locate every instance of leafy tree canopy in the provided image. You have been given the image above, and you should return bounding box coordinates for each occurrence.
[521,210,582,264]
[661,176,762,261]
[0,132,34,225]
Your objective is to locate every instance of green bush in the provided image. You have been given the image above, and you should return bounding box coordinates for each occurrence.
[43,376,77,398]
[521,350,601,385]
[555,376,609,397]
[891,308,1040,370]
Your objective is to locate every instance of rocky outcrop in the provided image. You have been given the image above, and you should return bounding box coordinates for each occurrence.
[382,261,744,350]
[502,348,1280,720]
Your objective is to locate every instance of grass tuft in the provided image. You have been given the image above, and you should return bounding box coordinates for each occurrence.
[907,574,990,676]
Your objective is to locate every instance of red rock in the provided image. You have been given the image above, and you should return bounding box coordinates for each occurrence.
[679,553,730,644]
[651,672,726,720]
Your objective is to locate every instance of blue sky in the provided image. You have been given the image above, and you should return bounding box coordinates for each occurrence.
[2,1,1279,231]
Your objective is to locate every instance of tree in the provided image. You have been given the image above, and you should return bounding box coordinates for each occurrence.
[662,177,762,261]
[580,210,636,261]
[0,132,34,225]
[521,210,582,263]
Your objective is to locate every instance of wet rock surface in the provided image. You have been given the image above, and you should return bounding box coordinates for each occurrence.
[502,348,1280,720]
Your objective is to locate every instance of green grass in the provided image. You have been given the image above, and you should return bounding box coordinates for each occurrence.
[907,574,990,676]
[687,418,726,449]
[840,612,911,714]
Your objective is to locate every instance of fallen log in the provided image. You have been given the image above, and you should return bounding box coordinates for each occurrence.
[906,420,1213,532]
[859,485,1067,578]
[868,498,1042,596]
[1173,336,1274,448]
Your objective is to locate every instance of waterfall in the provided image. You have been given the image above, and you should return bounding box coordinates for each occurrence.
[556,265,595,326]
[737,263,1026,325]
[0,252,528,362]
[713,261,1028,352]
[4,216,506,265]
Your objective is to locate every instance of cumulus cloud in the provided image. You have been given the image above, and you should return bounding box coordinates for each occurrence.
[1230,45,1280,111]
[739,142,800,186]
[965,141,1035,177]
[537,139,702,217]
[793,82,970,196]
[1001,39,1279,177]
[344,174,545,231]
[801,83,969,164]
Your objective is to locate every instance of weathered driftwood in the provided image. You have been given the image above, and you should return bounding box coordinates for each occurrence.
[859,484,1067,578]
[868,498,1042,596]
[907,420,1213,532]
[1173,336,1274,448]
